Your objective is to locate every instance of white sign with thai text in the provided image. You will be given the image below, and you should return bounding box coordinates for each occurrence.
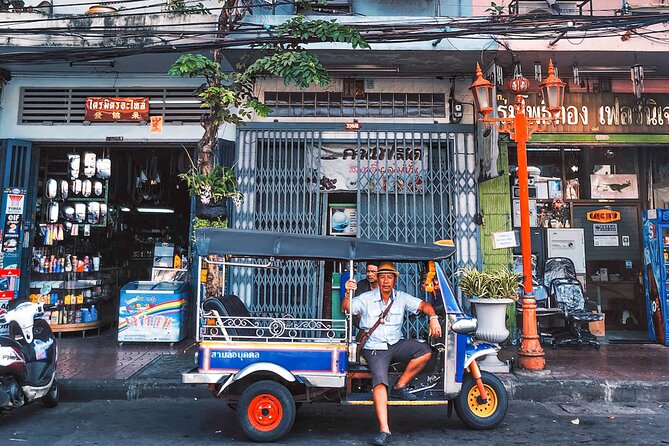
[593,223,618,236]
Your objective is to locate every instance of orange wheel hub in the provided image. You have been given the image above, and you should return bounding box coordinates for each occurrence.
[466,384,498,418]
[247,394,283,432]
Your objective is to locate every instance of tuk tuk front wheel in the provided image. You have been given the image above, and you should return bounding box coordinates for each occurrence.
[237,380,296,442]
[454,370,508,430]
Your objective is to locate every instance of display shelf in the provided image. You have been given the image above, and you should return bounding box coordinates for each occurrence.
[30,281,101,291]
[30,266,125,338]
[51,320,106,338]
[62,197,107,202]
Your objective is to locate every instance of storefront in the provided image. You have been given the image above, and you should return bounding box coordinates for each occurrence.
[26,143,193,335]
[0,77,209,339]
[501,91,669,342]
[231,121,478,320]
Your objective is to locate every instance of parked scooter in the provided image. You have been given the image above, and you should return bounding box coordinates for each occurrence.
[0,300,59,410]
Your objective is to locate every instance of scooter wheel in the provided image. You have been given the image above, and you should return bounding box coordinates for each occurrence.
[454,371,508,430]
[237,380,295,442]
[42,377,59,408]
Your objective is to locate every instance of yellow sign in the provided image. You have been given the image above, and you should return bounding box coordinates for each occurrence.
[586,209,621,223]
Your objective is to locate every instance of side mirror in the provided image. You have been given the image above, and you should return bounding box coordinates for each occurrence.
[451,317,478,334]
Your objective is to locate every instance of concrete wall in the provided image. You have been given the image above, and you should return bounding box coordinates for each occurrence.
[0,74,234,142]
[255,76,475,125]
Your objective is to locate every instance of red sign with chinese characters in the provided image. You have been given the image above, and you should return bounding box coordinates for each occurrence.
[85,97,149,122]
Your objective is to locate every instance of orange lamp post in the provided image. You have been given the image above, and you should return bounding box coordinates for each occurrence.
[469,61,565,371]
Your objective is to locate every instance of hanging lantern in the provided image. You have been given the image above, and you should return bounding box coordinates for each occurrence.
[534,61,542,82]
[631,64,644,99]
[469,63,495,119]
[540,59,566,115]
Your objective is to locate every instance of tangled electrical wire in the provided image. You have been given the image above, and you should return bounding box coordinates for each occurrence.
[1,1,669,64]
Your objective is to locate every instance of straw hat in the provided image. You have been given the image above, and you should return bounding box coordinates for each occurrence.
[377,261,399,276]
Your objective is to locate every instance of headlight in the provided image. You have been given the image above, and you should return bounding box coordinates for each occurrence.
[451,317,478,334]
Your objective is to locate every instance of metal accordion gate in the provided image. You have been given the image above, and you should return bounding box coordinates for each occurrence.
[232,124,478,320]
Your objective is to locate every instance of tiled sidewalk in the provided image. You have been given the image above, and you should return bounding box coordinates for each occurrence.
[57,329,198,380]
[57,328,669,382]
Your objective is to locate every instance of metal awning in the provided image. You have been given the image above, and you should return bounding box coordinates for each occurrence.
[195,228,455,262]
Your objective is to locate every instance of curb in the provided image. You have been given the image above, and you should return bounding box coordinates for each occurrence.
[500,375,669,403]
[61,378,211,402]
[61,376,669,403]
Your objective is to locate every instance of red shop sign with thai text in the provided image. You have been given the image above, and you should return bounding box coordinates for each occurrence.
[85,97,149,122]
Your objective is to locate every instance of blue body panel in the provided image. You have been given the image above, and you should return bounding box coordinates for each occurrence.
[199,344,344,374]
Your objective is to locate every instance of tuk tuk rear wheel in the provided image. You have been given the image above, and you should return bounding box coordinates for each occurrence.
[237,380,295,442]
[454,371,508,430]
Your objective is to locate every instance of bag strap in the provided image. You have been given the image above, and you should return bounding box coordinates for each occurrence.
[365,297,394,339]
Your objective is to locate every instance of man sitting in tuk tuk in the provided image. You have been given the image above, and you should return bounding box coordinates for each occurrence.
[343,261,442,446]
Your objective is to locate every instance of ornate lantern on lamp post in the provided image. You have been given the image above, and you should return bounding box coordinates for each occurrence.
[470,60,565,371]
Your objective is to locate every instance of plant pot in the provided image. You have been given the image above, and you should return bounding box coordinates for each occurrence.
[195,201,228,220]
[470,297,514,373]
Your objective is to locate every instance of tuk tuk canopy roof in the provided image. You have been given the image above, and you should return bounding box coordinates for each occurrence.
[195,228,455,262]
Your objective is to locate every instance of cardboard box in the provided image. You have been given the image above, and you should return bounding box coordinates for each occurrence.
[589,313,605,337]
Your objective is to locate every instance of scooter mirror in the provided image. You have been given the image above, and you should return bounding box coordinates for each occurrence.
[451,317,478,334]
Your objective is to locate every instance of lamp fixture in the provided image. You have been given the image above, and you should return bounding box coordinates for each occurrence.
[324,65,399,73]
[576,65,656,74]
[469,63,494,120]
[70,60,115,68]
[136,207,175,214]
[631,64,644,98]
[120,206,131,212]
[534,61,542,82]
[540,60,566,116]
[572,61,580,85]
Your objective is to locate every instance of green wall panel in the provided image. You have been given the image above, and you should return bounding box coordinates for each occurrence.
[478,142,516,335]
[479,142,512,272]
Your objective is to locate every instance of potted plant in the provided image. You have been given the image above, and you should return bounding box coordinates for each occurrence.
[457,267,522,372]
[178,149,244,220]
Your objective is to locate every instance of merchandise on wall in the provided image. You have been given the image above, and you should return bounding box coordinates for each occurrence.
[28,146,194,336]
[29,149,119,333]
[508,144,647,339]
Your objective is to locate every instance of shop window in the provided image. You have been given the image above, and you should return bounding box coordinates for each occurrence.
[354,96,367,117]
[406,93,420,117]
[342,96,354,117]
[302,93,316,117]
[275,92,290,116]
[564,148,584,200]
[650,148,669,208]
[585,147,638,200]
[289,92,303,117]
[329,92,342,117]
[315,92,329,117]
[380,93,394,117]
[394,94,407,118]
[367,93,381,117]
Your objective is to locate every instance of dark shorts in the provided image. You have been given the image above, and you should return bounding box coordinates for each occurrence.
[362,339,432,388]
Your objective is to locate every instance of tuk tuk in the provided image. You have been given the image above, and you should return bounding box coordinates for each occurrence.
[183,228,508,442]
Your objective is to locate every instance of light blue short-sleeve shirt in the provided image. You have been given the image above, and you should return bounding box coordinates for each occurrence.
[350,288,423,350]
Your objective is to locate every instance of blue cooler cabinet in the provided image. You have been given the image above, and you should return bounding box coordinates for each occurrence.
[642,210,669,345]
[118,281,188,343]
